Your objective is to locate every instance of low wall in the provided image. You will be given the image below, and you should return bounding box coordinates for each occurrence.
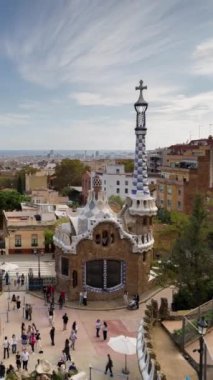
[136,300,167,380]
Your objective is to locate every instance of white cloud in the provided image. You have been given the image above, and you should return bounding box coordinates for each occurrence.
[0,113,29,127]
[19,100,41,111]
[1,1,175,88]
[71,82,180,107]
[0,1,213,150]
[193,38,213,75]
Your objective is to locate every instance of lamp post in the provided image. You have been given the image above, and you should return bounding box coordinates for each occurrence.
[193,317,208,380]
[34,249,41,279]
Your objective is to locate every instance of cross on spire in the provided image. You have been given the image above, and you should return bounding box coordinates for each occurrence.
[135,80,147,97]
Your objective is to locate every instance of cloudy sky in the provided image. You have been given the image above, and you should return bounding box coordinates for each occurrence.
[0,0,213,151]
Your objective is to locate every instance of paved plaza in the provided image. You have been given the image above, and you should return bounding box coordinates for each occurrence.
[0,289,145,380]
[0,285,200,380]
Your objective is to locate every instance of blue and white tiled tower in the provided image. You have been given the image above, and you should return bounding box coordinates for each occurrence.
[121,80,157,254]
[132,80,150,196]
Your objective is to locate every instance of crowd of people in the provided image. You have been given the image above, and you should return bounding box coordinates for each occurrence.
[0,287,135,380]
[4,272,25,288]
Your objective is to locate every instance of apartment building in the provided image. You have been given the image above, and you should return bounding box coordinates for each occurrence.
[157,137,213,213]
[3,211,56,254]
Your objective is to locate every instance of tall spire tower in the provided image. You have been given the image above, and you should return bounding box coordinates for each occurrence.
[132,80,149,195]
[121,80,157,254]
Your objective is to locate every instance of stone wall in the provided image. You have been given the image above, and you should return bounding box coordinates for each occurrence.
[136,300,167,380]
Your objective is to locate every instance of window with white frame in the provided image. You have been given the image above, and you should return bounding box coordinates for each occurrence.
[15,235,22,247]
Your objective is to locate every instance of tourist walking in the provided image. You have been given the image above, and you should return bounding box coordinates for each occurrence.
[102,321,108,341]
[35,330,42,353]
[105,354,113,377]
[25,304,29,320]
[21,273,25,286]
[69,330,77,350]
[57,351,67,368]
[11,294,16,310]
[72,321,78,333]
[3,337,10,359]
[5,272,9,286]
[29,332,36,353]
[21,348,29,371]
[48,306,54,326]
[27,325,32,341]
[10,334,17,354]
[17,276,21,288]
[15,352,21,371]
[50,326,55,346]
[58,291,65,309]
[21,322,26,334]
[62,313,69,330]
[28,304,32,321]
[96,319,102,338]
[64,339,71,361]
[16,296,21,310]
[83,290,87,306]
[0,361,5,380]
[21,331,28,347]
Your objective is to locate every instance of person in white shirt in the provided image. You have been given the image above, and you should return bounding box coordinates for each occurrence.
[69,330,77,350]
[21,348,29,371]
[10,334,17,354]
[95,319,102,338]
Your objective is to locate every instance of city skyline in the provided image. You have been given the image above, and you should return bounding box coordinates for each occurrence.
[0,0,213,150]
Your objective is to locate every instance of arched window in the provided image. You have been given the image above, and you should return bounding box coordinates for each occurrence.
[72,270,78,288]
[61,257,69,276]
[95,234,101,244]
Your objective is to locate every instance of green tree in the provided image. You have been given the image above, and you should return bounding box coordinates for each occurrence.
[0,176,17,189]
[108,195,124,210]
[0,190,30,227]
[16,175,25,194]
[44,229,54,252]
[157,207,172,224]
[0,190,29,211]
[117,159,134,173]
[159,195,213,308]
[54,159,87,192]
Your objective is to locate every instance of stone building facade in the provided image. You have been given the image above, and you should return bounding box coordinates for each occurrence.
[157,136,213,213]
[3,210,56,254]
[54,80,157,301]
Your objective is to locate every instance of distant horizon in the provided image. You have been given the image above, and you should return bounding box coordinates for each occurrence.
[0,148,135,158]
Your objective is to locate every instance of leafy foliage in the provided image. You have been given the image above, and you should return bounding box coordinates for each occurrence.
[0,190,28,212]
[53,159,87,191]
[159,195,213,309]
[157,207,172,224]
[0,175,17,189]
[117,159,134,173]
[44,228,54,252]
[0,190,29,228]
[109,195,124,207]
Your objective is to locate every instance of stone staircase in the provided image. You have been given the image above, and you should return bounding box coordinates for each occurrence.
[0,253,56,277]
